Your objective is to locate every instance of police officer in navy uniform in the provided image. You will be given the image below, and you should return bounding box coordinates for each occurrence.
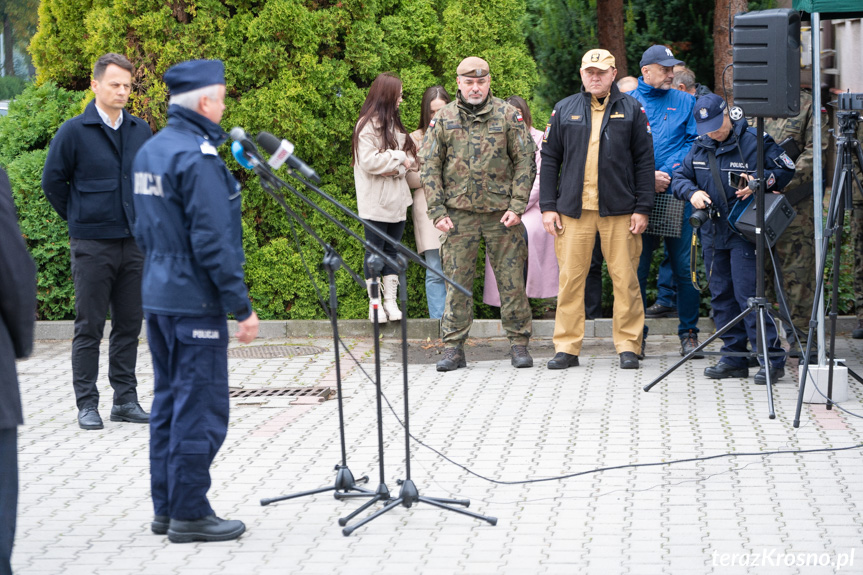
[133,60,259,543]
[672,94,795,385]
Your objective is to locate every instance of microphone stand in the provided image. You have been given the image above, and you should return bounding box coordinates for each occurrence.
[239,140,496,534]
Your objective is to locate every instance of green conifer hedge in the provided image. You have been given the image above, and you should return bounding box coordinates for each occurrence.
[9,0,537,320]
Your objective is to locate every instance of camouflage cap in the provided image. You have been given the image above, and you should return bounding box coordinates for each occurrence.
[581,49,615,71]
[457,57,490,78]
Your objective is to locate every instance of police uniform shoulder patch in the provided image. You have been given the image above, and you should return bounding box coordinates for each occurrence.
[766,173,776,188]
[775,152,795,170]
[199,138,218,156]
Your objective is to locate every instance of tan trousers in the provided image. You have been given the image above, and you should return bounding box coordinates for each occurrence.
[553,211,644,355]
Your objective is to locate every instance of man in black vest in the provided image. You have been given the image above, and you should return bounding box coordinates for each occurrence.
[42,53,152,430]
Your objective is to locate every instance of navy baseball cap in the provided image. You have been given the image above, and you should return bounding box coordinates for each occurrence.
[694,93,727,136]
[164,59,225,95]
[639,45,684,68]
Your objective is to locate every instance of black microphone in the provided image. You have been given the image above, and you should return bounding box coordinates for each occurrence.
[256,131,321,184]
[229,127,264,165]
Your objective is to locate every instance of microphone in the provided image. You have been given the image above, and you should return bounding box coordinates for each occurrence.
[229,127,264,165]
[231,141,255,170]
[256,131,321,184]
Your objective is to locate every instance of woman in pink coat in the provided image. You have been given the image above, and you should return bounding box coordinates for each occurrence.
[483,96,559,307]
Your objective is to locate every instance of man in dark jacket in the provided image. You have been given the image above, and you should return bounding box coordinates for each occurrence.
[672,94,795,384]
[0,168,37,575]
[133,59,258,543]
[42,53,152,430]
[540,48,655,370]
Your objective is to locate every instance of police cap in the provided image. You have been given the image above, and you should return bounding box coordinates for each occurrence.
[164,59,225,95]
[694,93,728,136]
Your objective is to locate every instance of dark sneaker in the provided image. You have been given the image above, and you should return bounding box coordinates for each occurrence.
[754,366,785,385]
[547,352,579,370]
[167,515,246,543]
[436,347,466,372]
[110,401,150,423]
[645,303,677,318]
[704,363,748,379]
[77,407,104,430]
[853,319,863,339]
[510,345,533,368]
[619,351,639,369]
[152,515,169,535]
[680,330,705,359]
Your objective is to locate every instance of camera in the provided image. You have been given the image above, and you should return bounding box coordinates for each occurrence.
[690,203,719,229]
[837,93,863,111]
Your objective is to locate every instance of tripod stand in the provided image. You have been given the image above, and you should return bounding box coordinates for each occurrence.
[339,255,497,536]
[793,100,863,426]
[644,117,788,419]
[232,132,496,533]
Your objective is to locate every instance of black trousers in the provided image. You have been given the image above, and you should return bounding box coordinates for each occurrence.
[362,219,407,278]
[70,238,143,409]
[0,428,17,575]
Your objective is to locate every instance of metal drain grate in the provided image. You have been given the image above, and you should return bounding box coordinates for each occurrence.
[229,386,334,401]
[227,345,328,359]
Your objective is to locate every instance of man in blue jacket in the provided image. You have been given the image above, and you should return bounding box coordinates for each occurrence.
[42,53,152,430]
[540,49,655,370]
[628,45,702,359]
[672,94,795,384]
[133,59,258,543]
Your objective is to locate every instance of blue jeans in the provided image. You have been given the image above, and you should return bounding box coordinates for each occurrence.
[655,252,676,308]
[637,203,700,337]
[423,249,445,320]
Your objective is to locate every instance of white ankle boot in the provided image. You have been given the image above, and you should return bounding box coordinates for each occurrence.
[381,275,402,321]
[366,278,387,324]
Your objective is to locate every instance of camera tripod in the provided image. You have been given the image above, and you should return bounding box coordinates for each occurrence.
[793,98,863,426]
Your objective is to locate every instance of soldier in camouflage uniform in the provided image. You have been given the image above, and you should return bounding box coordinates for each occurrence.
[761,88,828,353]
[420,56,537,372]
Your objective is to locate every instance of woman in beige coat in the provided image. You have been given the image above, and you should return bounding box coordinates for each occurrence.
[406,86,451,319]
[352,72,416,322]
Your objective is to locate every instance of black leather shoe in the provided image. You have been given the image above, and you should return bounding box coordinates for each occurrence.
[167,515,246,543]
[754,366,785,385]
[110,402,150,423]
[704,363,748,379]
[152,515,169,535]
[645,303,677,318]
[619,352,639,369]
[547,352,579,370]
[680,330,705,359]
[510,345,533,368]
[436,347,466,372]
[78,407,104,430]
[853,320,863,339]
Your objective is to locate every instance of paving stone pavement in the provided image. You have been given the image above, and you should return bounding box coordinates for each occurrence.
[10,332,863,575]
